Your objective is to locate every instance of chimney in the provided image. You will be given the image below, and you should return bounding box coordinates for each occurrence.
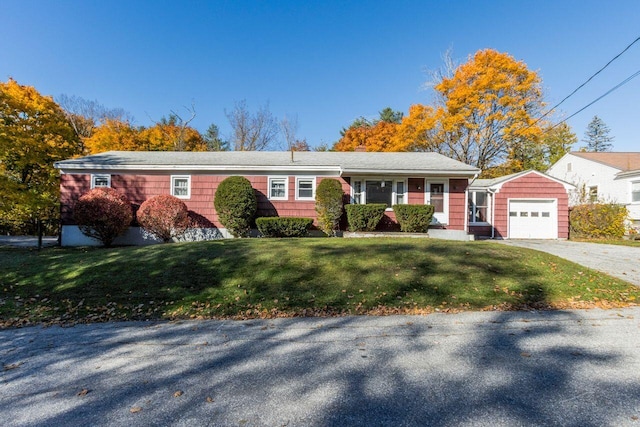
[355,145,366,152]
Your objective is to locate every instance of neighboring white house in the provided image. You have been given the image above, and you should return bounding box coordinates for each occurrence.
[546,152,640,226]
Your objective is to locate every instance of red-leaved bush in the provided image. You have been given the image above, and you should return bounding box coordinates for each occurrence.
[136,195,189,242]
[73,188,133,247]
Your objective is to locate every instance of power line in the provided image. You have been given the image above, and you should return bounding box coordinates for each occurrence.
[535,35,640,126]
[549,68,640,131]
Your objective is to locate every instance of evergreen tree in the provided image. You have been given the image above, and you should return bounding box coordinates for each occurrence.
[582,116,614,152]
[203,124,229,151]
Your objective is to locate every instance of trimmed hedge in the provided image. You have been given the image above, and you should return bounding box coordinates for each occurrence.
[315,178,344,236]
[137,195,189,242]
[73,187,132,247]
[256,217,313,238]
[393,204,435,233]
[214,176,257,237]
[345,204,386,231]
[570,203,628,239]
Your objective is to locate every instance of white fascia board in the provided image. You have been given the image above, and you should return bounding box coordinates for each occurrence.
[489,170,576,191]
[615,169,640,180]
[55,164,343,175]
[340,168,479,176]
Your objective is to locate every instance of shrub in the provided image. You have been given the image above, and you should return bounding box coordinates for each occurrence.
[393,205,435,233]
[256,217,313,237]
[73,187,132,247]
[214,176,257,237]
[137,195,189,242]
[345,204,386,231]
[315,178,344,236]
[570,203,628,239]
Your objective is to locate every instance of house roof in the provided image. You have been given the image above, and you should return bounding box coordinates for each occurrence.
[54,151,481,176]
[569,152,640,172]
[469,170,575,191]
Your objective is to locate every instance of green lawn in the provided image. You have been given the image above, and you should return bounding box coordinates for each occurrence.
[1,238,638,327]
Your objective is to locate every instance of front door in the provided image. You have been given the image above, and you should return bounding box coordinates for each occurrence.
[426,181,448,225]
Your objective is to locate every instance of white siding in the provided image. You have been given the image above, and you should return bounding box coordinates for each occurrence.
[547,154,629,205]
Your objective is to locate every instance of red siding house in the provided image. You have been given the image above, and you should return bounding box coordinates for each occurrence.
[54,152,573,245]
[468,170,574,239]
[54,151,481,245]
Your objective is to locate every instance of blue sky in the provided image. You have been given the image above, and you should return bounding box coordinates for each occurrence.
[2,0,639,151]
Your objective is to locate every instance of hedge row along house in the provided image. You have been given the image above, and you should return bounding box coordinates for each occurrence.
[54,151,574,245]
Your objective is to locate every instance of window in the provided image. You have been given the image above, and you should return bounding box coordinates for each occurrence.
[171,175,191,199]
[366,180,393,206]
[632,182,640,203]
[468,191,488,223]
[352,179,406,207]
[429,183,445,213]
[353,180,363,204]
[268,177,288,200]
[588,186,598,203]
[396,181,405,205]
[91,174,111,188]
[296,177,315,200]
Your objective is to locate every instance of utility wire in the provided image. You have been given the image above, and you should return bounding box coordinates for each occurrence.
[534,35,640,126]
[548,68,640,131]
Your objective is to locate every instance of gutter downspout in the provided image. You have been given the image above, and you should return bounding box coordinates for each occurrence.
[488,188,497,239]
[465,173,480,236]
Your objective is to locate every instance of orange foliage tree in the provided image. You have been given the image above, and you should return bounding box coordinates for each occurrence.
[333,121,400,152]
[430,49,545,171]
[84,119,145,153]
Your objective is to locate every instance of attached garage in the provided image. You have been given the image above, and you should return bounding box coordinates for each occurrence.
[508,199,557,239]
[468,171,574,240]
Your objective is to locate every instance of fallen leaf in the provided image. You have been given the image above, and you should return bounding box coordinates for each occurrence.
[206,396,214,403]
[520,352,532,358]
[3,363,21,371]
[130,407,142,413]
[173,390,183,397]
[77,388,90,396]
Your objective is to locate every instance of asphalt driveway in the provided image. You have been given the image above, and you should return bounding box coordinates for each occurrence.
[497,240,640,286]
[1,308,639,426]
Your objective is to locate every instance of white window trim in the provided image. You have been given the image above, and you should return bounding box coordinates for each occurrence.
[349,177,408,210]
[631,181,640,204]
[425,179,449,225]
[468,190,490,225]
[268,176,289,201]
[171,175,191,199]
[295,176,316,201]
[91,174,111,189]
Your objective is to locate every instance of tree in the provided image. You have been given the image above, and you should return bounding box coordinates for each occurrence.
[543,122,577,166]
[225,100,279,151]
[425,49,545,170]
[142,113,207,151]
[203,124,229,151]
[0,79,82,231]
[582,116,613,152]
[84,118,145,153]
[333,120,400,152]
[378,107,403,124]
[57,94,132,141]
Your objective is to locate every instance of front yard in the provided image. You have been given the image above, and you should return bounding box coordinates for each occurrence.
[1,238,638,327]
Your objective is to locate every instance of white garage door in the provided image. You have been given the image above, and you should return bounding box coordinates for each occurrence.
[508,199,557,239]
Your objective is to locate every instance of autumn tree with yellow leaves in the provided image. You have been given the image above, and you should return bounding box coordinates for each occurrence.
[0,79,83,232]
[335,50,550,175]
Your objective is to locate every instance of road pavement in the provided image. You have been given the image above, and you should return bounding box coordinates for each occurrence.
[1,308,639,426]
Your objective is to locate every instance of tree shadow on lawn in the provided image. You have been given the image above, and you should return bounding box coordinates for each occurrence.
[1,309,639,426]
